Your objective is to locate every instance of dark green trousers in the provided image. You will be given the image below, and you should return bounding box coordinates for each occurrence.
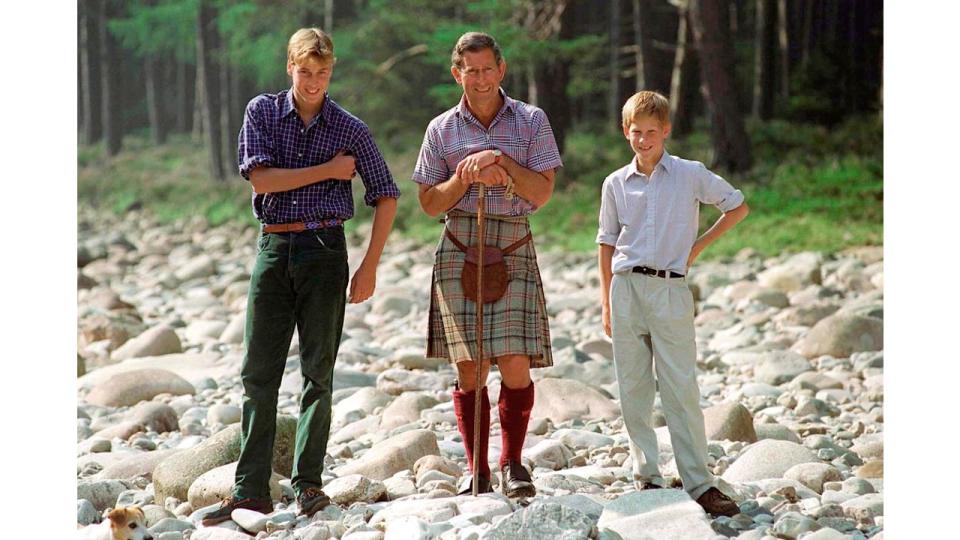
[234,228,348,500]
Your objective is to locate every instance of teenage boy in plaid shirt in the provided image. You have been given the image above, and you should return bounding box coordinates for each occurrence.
[203,28,399,525]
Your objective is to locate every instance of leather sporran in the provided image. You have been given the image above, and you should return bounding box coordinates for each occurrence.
[445,229,531,304]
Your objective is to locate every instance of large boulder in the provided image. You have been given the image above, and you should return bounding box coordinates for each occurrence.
[323,474,386,505]
[483,500,597,540]
[597,489,715,540]
[702,402,757,443]
[111,325,182,361]
[152,415,297,502]
[531,378,620,423]
[793,313,883,358]
[187,462,282,508]
[334,429,440,481]
[85,369,195,407]
[77,478,133,511]
[379,392,439,431]
[126,402,180,433]
[96,449,183,481]
[721,440,819,483]
[753,351,813,386]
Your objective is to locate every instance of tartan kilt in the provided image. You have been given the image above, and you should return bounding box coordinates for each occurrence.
[427,210,553,368]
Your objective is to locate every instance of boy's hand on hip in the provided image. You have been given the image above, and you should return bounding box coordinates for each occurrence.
[349,262,376,304]
[601,304,612,338]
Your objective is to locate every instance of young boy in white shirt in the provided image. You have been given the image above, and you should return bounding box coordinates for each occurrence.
[597,91,749,516]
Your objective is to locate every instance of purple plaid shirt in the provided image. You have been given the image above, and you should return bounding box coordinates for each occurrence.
[238,90,400,224]
[412,89,563,216]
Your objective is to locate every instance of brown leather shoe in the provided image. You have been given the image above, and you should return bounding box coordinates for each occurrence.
[500,461,536,498]
[297,487,331,517]
[695,487,739,517]
[200,496,273,526]
[457,474,493,495]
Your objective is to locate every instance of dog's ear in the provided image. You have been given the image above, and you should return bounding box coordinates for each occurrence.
[107,507,126,524]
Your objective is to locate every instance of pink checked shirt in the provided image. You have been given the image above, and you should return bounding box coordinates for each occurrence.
[412,89,563,216]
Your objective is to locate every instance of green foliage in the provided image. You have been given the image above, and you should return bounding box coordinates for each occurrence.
[108,0,197,62]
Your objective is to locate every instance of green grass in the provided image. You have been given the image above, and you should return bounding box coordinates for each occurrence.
[78,116,882,259]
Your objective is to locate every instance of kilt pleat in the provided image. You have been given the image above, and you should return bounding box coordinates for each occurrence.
[426,210,553,368]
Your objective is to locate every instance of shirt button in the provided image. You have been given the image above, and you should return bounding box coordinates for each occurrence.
[298,153,303,157]
[300,128,305,133]
[293,200,297,205]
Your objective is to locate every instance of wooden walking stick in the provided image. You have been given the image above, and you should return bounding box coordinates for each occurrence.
[472,183,486,497]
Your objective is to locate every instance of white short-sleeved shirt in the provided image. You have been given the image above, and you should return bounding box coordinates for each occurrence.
[596,150,745,275]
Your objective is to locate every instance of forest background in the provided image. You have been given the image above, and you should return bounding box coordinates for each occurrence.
[76,0,884,257]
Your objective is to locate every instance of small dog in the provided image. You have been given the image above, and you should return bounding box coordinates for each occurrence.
[77,506,153,540]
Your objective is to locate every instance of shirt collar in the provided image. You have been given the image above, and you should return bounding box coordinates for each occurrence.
[456,87,514,126]
[627,149,672,179]
[280,89,333,125]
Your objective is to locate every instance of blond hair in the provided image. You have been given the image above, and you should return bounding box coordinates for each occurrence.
[622,91,670,128]
[287,28,335,65]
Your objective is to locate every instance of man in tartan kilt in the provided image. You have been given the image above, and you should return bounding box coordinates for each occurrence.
[412,32,563,498]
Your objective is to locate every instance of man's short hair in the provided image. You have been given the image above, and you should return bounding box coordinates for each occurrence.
[622,91,671,128]
[451,32,503,69]
[288,28,335,65]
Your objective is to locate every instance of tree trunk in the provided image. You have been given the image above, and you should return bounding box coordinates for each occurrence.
[689,0,752,171]
[800,0,814,66]
[80,0,102,145]
[220,58,233,177]
[608,0,621,128]
[752,0,775,119]
[193,66,204,142]
[144,54,167,144]
[175,60,188,133]
[100,0,121,155]
[669,5,699,137]
[777,0,789,101]
[631,0,646,90]
[325,0,334,30]
[526,63,538,107]
[197,0,225,181]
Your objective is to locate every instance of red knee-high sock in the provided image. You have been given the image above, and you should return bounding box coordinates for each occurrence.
[498,381,535,468]
[452,386,491,478]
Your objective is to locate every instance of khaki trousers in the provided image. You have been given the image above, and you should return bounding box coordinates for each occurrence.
[610,272,715,500]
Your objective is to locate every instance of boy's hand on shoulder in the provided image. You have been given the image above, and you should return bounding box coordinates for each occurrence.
[601,303,612,338]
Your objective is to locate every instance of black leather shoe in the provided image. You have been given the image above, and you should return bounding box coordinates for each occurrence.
[297,487,331,517]
[637,481,664,490]
[500,461,536,498]
[200,496,273,526]
[457,474,493,495]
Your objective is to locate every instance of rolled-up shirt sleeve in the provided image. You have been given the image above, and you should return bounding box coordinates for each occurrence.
[596,178,621,246]
[352,124,401,207]
[694,162,745,212]
[527,109,564,173]
[237,97,275,181]
[412,122,449,187]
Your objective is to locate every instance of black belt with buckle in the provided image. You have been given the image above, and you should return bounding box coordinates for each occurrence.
[632,266,684,278]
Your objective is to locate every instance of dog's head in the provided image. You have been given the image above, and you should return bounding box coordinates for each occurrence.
[106,506,152,540]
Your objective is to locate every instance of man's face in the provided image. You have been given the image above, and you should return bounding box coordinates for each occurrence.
[451,48,506,108]
[287,56,333,110]
[624,115,671,162]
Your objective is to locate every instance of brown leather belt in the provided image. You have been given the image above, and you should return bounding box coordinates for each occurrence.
[262,219,343,233]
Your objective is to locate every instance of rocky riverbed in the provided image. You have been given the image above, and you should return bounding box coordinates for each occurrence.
[77,206,883,540]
